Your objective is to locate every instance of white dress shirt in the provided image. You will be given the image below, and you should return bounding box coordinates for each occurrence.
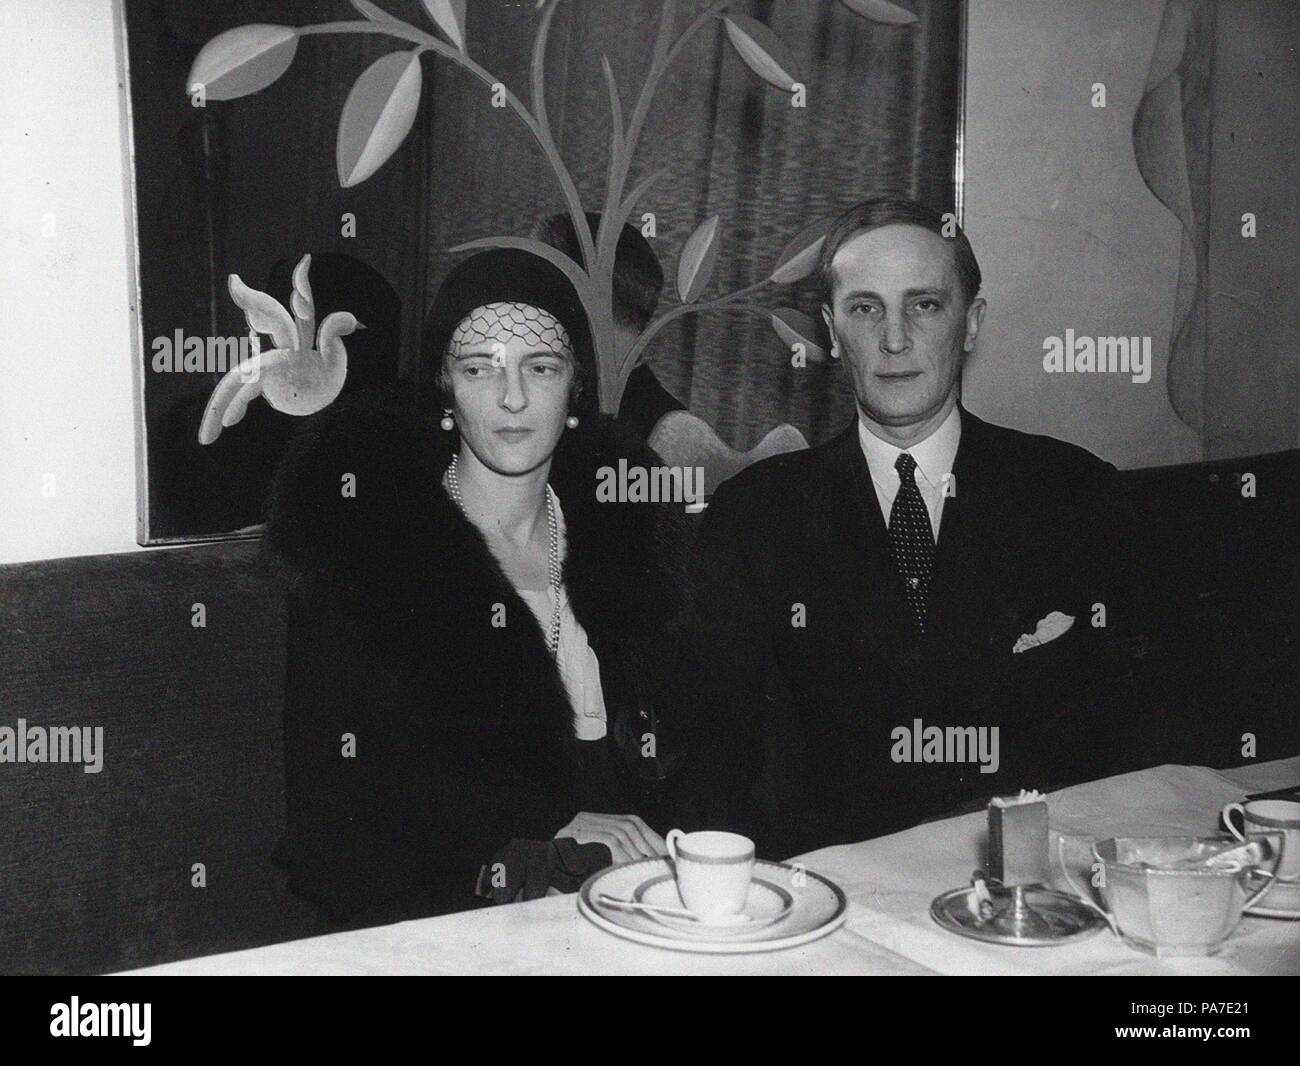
[857,405,962,541]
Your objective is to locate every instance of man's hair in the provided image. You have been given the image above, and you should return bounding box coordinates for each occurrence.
[815,197,982,307]
[532,211,664,332]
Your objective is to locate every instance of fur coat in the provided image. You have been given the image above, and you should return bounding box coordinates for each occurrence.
[262,392,698,927]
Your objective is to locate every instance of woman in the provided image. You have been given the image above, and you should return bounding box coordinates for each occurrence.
[263,249,697,929]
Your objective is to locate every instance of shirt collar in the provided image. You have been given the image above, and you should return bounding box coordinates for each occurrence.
[857,404,962,488]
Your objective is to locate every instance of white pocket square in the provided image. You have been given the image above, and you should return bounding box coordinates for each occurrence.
[1012,611,1074,654]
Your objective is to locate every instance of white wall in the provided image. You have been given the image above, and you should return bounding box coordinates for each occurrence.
[0,0,143,565]
[962,0,1202,469]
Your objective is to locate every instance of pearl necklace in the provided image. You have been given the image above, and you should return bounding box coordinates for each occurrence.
[445,453,563,658]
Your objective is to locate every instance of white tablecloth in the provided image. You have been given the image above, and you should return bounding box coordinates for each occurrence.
[122,758,1300,975]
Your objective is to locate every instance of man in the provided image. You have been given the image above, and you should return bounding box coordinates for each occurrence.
[691,198,1132,857]
[532,211,685,443]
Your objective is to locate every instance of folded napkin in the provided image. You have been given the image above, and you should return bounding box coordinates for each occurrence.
[1011,611,1074,653]
[475,838,613,905]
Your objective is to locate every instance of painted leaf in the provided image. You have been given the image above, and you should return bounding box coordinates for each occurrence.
[770,218,830,284]
[228,275,297,350]
[290,254,315,351]
[676,215,721,304]
[187,25,299,101]
[771,309,829,362]
[722,15,801,91]
[838,0,919,25]
[601,54,624,160]
[421,0,468,52]
[337,51,424,188]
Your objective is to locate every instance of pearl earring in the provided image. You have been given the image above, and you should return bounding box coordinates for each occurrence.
[566,414,579,430]
[440,409,454,431]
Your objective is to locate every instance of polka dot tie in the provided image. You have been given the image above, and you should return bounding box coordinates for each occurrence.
[888,453,935,634]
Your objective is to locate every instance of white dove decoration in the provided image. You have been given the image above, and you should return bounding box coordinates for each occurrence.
[198,254,363,444]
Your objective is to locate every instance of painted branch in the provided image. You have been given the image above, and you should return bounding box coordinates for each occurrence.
[447,235,597,308]
[620,289,771,377]
[613,1,730,206]
[594,0,730,345]
[300,18,590,261]
[600,55,625,207]
[531,1,595,268]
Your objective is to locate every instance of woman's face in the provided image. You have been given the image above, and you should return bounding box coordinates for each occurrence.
[444,302,575,476]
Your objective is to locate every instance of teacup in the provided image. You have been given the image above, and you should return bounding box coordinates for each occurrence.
[1221,799,1300,880]
[664,829,755,919]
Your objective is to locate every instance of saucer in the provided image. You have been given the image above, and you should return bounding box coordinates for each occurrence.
[633,873,793,934]
[579,858,846,954]
[1244,872,1300,919]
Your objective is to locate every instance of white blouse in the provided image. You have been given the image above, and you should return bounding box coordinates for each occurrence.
[514,495,609,741]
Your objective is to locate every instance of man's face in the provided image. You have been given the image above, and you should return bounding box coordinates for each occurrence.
[821,224,984,439]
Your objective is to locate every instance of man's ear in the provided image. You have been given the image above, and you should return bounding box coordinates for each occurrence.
[962,297,986,353]
[820,304,838,359]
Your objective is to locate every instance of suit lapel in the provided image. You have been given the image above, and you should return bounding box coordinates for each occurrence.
[928,407,1019,652]
[931,406,985,575]
[828,424,887,552]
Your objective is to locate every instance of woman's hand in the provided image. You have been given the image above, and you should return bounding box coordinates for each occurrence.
[554,813,667,864]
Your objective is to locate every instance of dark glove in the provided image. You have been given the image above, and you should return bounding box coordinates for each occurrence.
[475,838,613,905]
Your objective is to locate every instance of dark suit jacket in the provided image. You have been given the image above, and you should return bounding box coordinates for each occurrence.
[690,407,1134,858]
[261,393,698,927]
